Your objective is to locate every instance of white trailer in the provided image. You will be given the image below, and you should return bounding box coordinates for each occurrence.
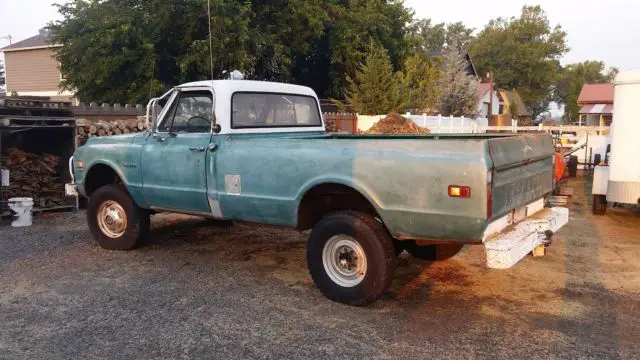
[592,70,640,214]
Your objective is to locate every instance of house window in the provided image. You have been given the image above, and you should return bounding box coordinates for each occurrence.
[499,104,504,114]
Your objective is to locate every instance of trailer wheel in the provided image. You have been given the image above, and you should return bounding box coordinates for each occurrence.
[404,241,464,261]
[306,211,396,306]
[592,194,608,215]
[87,184,150,250]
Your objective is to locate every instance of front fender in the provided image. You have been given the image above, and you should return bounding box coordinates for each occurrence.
[78,159,129,192]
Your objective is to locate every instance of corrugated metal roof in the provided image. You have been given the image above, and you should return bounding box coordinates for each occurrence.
[577,84,614,104]
[579,103,613,114]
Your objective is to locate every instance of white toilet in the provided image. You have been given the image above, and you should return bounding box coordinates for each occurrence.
[8,197,34,227]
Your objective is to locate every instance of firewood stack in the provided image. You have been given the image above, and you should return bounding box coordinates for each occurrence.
[76,119,148,145]
[1,148,64,208]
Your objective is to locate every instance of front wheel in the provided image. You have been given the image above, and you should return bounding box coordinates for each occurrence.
[306,211,396,306]
[87,184,150,250]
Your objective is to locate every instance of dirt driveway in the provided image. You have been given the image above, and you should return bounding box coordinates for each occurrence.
[1,176,639,359]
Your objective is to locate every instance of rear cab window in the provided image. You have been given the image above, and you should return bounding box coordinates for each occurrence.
[231,92,322,129]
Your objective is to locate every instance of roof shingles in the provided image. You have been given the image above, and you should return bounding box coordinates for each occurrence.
[1,34,52,51]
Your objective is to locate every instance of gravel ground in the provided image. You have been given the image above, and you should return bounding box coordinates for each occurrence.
[1,176,639,360]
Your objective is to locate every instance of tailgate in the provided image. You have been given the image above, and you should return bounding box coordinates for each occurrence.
[488,134,554,218]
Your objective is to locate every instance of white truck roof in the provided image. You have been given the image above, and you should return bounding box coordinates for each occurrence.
[175,80,324,135]
[179,80,318,98]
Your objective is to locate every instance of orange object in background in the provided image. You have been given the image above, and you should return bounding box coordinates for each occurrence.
[554,152,566,182]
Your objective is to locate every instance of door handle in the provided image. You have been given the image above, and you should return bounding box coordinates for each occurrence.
[208,144,218,152]
[188,146,206,152]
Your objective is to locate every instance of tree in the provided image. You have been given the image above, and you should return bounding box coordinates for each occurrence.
[437,49,479,117]
[317,0,413,98]
[401,55,442,112]
[48,0,413,103]
[445,22,475,52]
[554,61,618,122]
[408,19,446,53]
[470,5,569,119]
[345,41,405,115]
[0,60,5,88]
[408,19,474,54]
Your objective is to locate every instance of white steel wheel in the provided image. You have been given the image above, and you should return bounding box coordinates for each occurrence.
[97,200,128,238]
[322,234,368,287]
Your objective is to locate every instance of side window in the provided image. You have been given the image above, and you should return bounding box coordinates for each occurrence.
[159,91,213,133]
[232,93,321,128]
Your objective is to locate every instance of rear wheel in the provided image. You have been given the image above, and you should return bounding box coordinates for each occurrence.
[306,211,396,306]
[87,184,150,250]
[404,241,464,261]
[592,194,608,215]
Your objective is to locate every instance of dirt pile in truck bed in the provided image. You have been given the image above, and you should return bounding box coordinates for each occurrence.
[366,113,430,134]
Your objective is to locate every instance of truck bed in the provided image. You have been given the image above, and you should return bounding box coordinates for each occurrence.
[215,132,555,242]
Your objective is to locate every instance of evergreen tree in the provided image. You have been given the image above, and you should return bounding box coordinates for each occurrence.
[437,50,479,117]
[401,55,442,112]
[345,41,405,115]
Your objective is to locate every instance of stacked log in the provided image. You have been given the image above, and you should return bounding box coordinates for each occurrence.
[1,148,64,208]
[76,119,149,145]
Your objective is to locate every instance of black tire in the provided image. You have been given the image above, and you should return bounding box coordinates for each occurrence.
[87,184,150,250]
[404,241,464,261]
[393,239,405,256]
[306,211,396,306]
[592,194,607,215]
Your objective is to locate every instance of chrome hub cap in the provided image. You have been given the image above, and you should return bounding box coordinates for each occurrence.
[97,200,127,238]
[322,235,367,287]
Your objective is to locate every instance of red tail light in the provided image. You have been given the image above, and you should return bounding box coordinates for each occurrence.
[448,185,471,198]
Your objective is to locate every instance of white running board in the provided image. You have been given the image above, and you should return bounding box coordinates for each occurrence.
[484,207,569,269]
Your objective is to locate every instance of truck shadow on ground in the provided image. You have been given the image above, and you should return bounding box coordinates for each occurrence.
[141,213,454,303]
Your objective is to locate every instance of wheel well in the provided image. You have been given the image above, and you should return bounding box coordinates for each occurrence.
[84,164,122,197]
[297,183,379,230]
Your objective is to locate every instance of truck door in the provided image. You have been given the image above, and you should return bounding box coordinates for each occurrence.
[141,89,213,213]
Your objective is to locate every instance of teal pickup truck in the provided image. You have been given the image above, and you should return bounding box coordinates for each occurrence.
[67,80,568,305]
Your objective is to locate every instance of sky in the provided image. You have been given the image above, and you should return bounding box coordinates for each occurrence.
[0,0,639,71]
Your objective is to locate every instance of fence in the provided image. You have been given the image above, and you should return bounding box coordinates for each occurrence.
[73,103,146,123]
[357,113,490,133]
[359,112,610,135]
[323,112,358,133]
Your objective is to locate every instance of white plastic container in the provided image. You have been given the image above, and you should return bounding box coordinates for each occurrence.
[1,169,8,186]
[8,197,34,227]
[607,70,640,204]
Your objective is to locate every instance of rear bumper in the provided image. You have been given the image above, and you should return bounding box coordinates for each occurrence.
[483,203,569,269]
